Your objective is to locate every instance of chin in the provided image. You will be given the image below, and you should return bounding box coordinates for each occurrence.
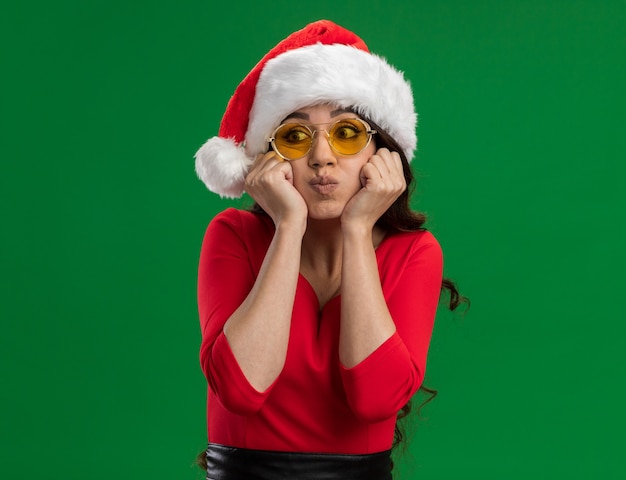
[305,201,346,221]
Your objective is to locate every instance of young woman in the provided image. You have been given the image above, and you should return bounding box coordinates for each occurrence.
[194,20,465,480]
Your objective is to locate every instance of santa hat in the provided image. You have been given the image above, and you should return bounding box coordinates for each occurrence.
[195,20,417,198]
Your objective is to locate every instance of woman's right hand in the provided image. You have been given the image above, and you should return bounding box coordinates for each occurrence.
[244,151,308,228]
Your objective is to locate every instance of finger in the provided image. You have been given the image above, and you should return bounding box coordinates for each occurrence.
[389,150,404,176]
[366,150,390,176]
[256,151,283,172]
[247,151,282,185]
[385,152,404,190]
[365,153,390,180]
[372,149,405,189]
[382,151,406,192]
[359,162,383,187]
[372,148,400,176]
[247,152,269,178]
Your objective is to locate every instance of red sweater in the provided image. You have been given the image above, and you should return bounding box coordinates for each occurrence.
[198,209,442,453]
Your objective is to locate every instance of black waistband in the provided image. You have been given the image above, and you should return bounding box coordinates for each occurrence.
[204,443,392,480]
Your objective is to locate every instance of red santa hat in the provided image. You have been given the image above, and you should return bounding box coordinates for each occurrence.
[195,20,417,198]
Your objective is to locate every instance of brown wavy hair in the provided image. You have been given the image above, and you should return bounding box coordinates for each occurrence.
[195,114,469,471]
[354,116,470,455]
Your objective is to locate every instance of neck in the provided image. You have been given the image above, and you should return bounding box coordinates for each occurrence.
[300,219,386,268]
[298,218,387,308]
[301,218,344,274]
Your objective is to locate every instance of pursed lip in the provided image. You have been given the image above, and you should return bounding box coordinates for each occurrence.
[309,176,339,194]
[309,175,338,186]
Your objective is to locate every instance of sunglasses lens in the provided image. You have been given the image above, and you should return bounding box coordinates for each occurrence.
[328,119,370,155]
[272,123,313,160]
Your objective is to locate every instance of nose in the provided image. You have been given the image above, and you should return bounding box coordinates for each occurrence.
[307,131,337,169]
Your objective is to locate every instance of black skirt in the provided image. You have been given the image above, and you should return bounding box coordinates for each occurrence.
[204,443,393,480]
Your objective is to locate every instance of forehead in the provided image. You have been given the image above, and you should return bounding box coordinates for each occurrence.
[282,104,357,122]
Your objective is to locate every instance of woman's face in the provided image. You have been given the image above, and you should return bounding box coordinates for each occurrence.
[279,104,376,221]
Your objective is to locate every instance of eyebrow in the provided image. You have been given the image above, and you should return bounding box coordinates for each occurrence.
[282,108,353,122]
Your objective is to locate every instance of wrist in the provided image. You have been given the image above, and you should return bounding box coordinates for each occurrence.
[275,216,307,238]
[341,224,374,247]
[341,218,374,238]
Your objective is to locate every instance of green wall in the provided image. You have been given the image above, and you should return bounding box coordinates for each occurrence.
[2,1,624,478]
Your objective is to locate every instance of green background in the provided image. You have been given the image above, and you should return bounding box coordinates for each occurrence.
[2,1,624,478]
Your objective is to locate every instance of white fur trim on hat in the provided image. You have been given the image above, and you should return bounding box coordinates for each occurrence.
[194,136,252,198]
[245,43,417,161]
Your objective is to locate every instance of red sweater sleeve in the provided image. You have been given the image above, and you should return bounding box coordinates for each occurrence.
[339,232,443,422]
[197,209,275,414]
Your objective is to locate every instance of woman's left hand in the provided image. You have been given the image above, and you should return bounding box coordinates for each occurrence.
[341,148,406,231]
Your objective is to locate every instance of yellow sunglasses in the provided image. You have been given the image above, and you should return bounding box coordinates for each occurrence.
[267,118,377,161]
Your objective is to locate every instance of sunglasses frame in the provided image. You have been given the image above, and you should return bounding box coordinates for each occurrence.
[267,118,377,161]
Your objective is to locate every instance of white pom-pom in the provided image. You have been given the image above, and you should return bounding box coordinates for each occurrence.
[194,137,254,198]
